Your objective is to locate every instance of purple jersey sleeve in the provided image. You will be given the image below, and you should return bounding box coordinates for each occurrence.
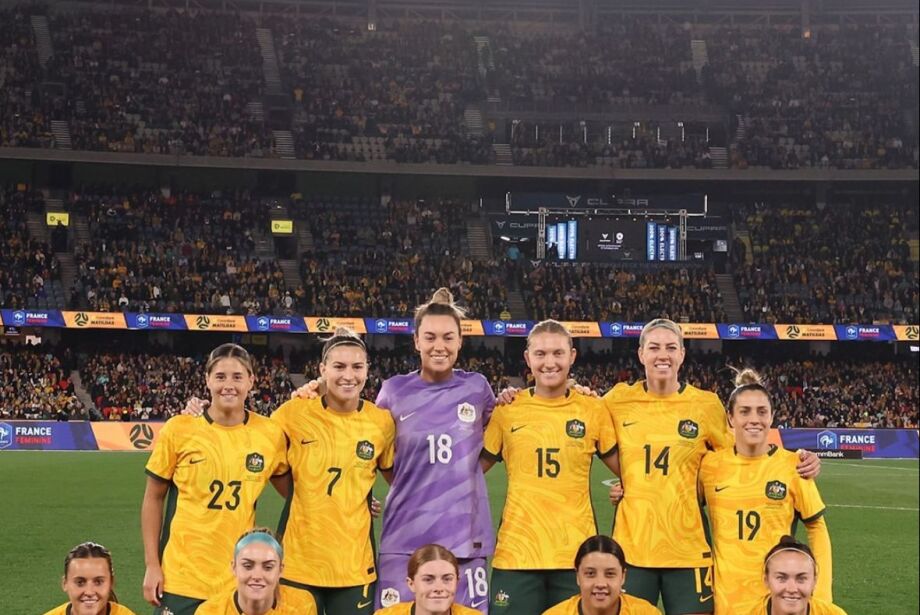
[377,370,496,559]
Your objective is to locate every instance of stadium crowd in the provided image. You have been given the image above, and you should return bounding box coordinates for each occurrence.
[3,6,917,170]
[520,261,727,323]
[0,346,87,420]
[733,201,918,324]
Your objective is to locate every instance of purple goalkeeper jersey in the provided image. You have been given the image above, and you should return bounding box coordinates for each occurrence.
[376,370,496,559]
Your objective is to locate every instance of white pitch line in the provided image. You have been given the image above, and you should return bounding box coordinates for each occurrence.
[830,504,919,512]
[823,462,919,472]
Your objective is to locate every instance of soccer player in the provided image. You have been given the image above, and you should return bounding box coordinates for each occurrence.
[195,528,317,615]
[481,320,620,614]
[749,536,846,615]
[373,544,482,615]
[291,288,497,613]
[699,369,832,615]
[42,542,137,615]
[271,327,396,615]
[542,535,660,615]
[142,343,290,615]
[603,318,820,614]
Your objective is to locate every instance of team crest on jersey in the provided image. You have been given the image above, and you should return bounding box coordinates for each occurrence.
[678,419,699,439]
[566,419,586,439]
[457,402,477,423]
[380,588,401,607]
[493,589,511,607]
[245,452,265,473]
[356,440,375,460]
[765,480,788,500]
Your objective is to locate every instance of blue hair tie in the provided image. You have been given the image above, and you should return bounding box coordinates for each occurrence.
[234,532,284,561]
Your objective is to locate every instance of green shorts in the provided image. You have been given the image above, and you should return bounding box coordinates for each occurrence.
[153,592,204,615]
[490,568,578,614]
[623,565,714,614]
[281,578,375,615]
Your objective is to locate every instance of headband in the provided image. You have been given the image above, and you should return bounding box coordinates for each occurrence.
[764,547,817,572]
[321,338,366,362]
[235,533,283,561]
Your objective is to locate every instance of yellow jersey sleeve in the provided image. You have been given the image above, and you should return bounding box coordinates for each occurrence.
[491,391,615,570]
[145,416,179,481]
[482,404,506,459]
[278,397,394,587]
[152,412,288,600]
[40,604,71,615]
[377,409,397,471]
[542,595,660,614]
[542,595,580,615]
[195,587,316,615]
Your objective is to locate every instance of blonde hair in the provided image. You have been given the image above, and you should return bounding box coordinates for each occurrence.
[526,319,573,349]
[321,327,367,362]
[638,318,684,349]
[414,287,466,334]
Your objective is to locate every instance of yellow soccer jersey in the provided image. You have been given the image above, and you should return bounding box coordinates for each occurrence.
[542,594,661,614]
[483,390,617,570]
[603,381,731,569]
[194,586,318,615]
[700,446,827,615]
[748,596,847,615]
[374,602,482,615]
[42,603,137,615]
[145,411,289,600]
[272,396,395,587]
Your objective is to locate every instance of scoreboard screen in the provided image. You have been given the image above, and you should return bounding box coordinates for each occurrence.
[580,219,647,261]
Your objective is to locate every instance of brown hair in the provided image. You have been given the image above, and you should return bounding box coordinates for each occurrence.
[205,343,253,375]
[638,318,684,349]
[321,327,367,362]
[414,288,466,335]
[406,544,459,579]
[526,319,573,349]
[764,535,817,575]
[64,542,118,602]
[727,367,772,415]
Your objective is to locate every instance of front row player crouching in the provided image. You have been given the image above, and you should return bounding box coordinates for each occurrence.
[374,544,482,615]
[42,542,137,615]
[195,528,317,615]
[749,537,847,615]
[542,536,660,615]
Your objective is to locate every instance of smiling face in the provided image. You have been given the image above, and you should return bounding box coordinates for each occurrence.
[319,344,368,410]
[233,542,282,604]
[730,388,773,454]
[764,551,817,615]
[205,357,254,413]
[638,326,685,386]
[576,551,625,612]
[415,314,462,381]
[408,558,458,615]
[524,331,576,396]
[61,557,113,615]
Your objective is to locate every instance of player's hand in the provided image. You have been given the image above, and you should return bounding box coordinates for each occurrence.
[182,396,208,417]
[291,377,323,400]
[608,481,624,505]
[143,564,165,606]
[568,379,599,398]
[496,386,521,406]
[370,496,383,518]
[795,449,821,479]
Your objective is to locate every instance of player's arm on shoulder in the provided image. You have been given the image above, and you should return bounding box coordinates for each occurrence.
[795,448,821,478]
[291,376,324,399]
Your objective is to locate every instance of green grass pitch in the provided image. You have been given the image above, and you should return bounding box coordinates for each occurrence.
[2,452,917,614]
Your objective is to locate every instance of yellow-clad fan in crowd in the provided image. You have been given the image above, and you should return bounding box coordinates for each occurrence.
[195,528,317,615]
[141,343,290,615]
[271,327,396,615]
[42,542,137,615]
[481,320,620,614]
[373,544,481,615]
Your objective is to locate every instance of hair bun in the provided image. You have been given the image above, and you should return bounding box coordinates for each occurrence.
[734,367,763,388]
[431,287,454,304]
